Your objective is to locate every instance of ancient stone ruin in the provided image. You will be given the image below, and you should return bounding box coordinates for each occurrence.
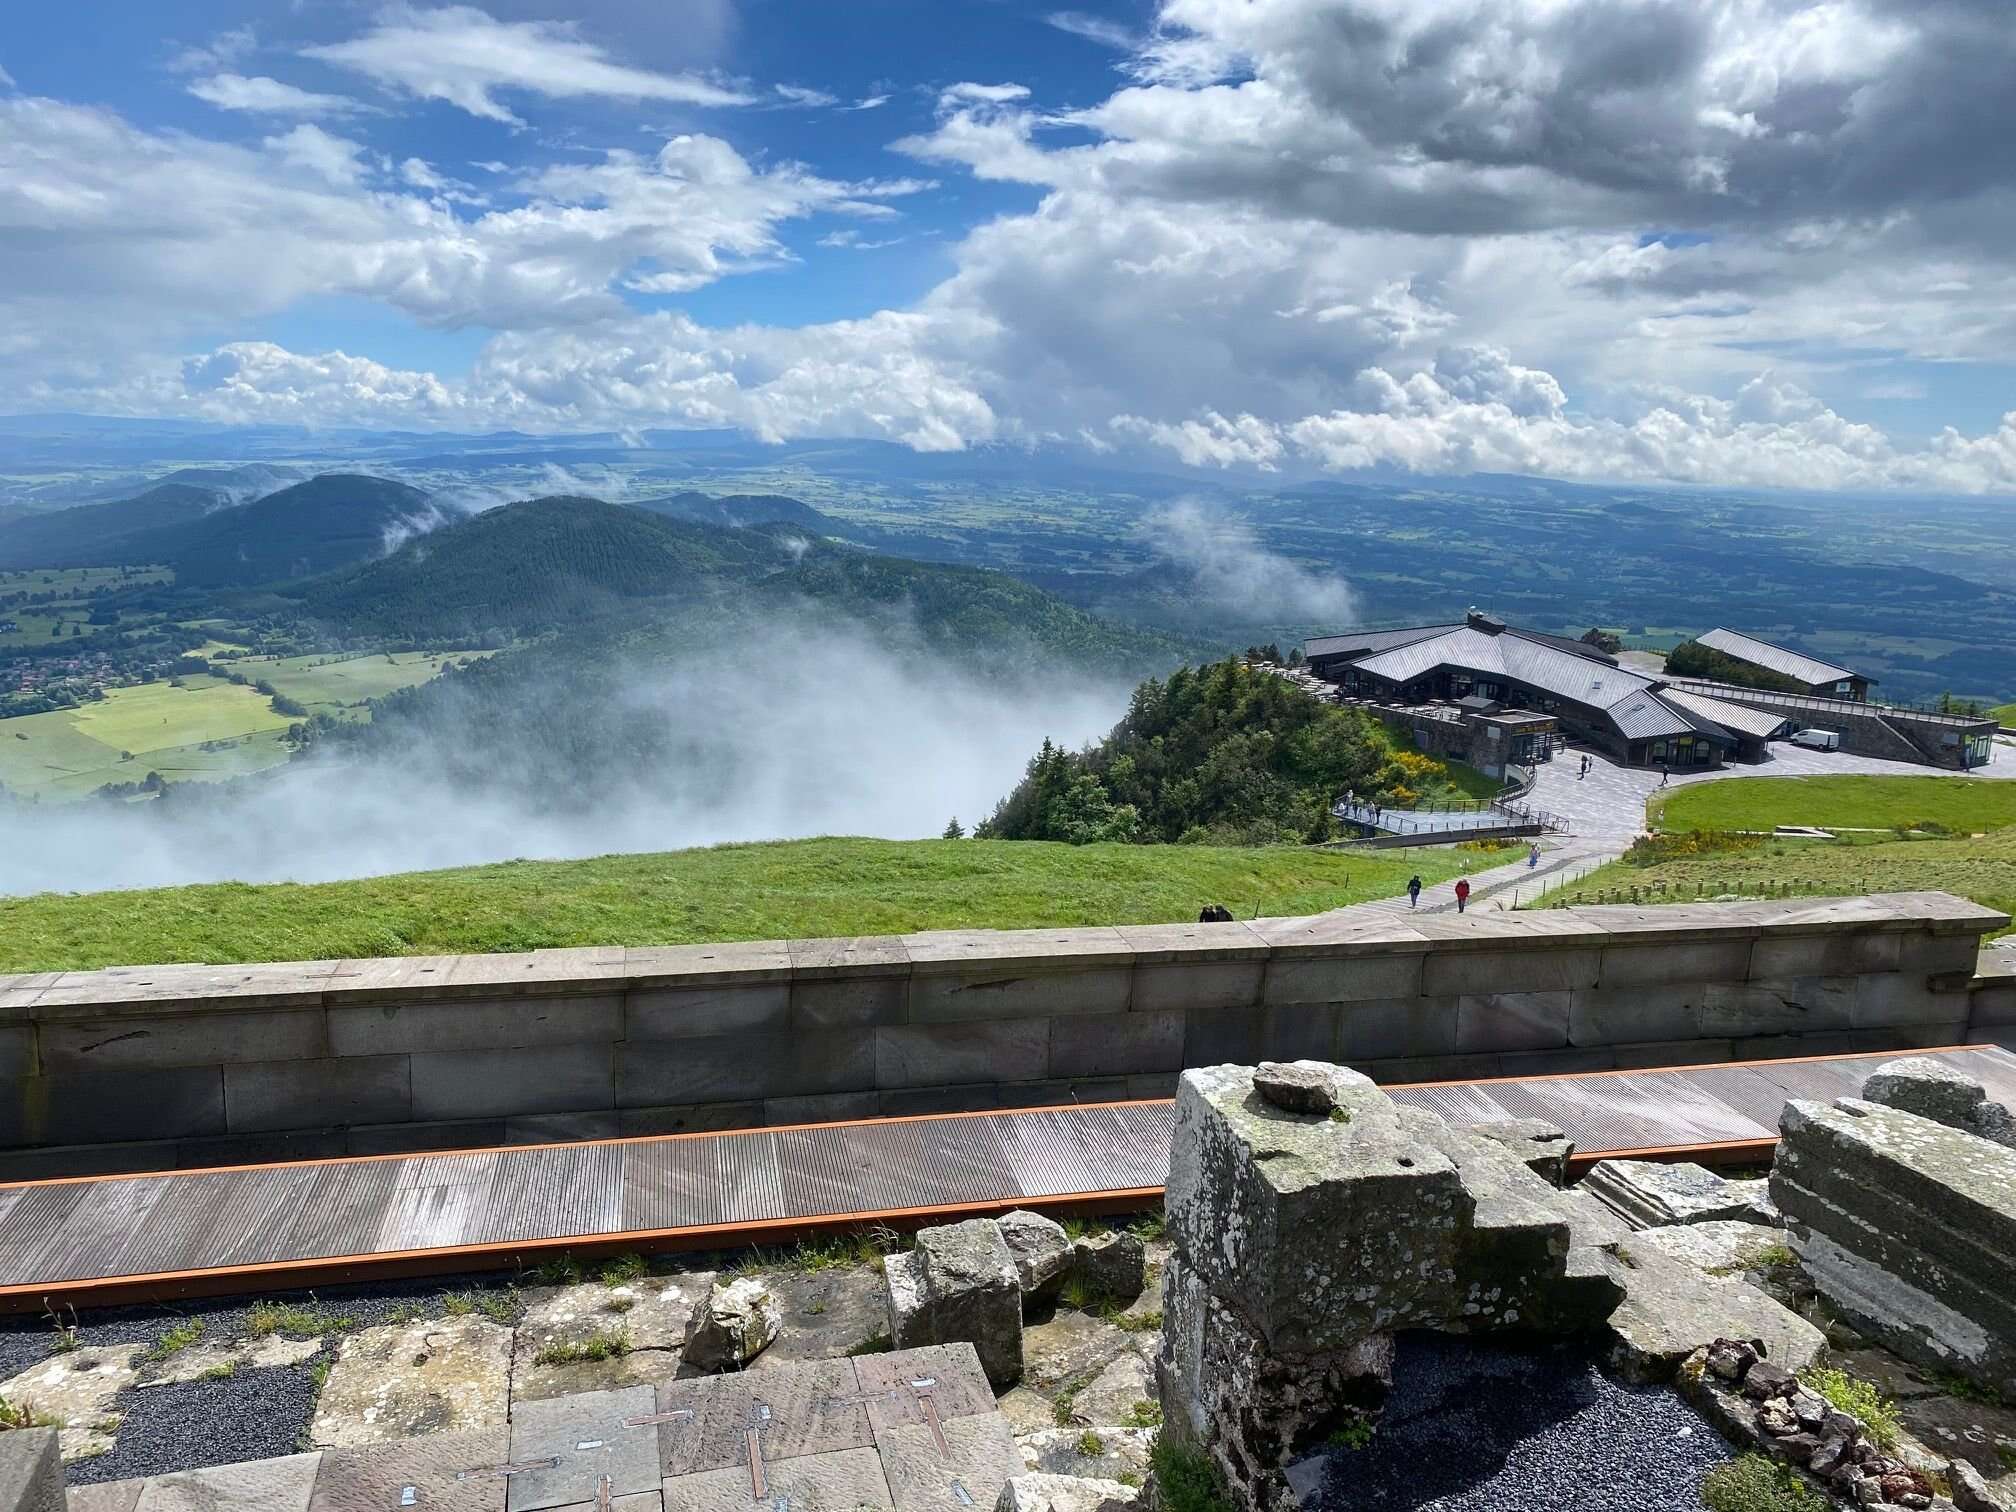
[1153,1060,1623,1508]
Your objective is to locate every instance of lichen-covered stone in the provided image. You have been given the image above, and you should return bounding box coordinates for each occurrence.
[886,1218,1024,1386]
[1773,1097,2016,1399]
[0,1344,140,1462]
[1582,1159,1779,1230]
[1862,1058,2016,1148]
[309,1316,511,1448]
[996,1472,1139,1512]
[1467,1118,1575,1186]
[1602,1246,1824,1381]
[999,1210,1074,1301]
[1251,1061,1350,1116]
[1071,1232,1146,1304]
[1618,1220,1793,1278]
[1017,1427,1156,1482]
[683,1275,782,1372]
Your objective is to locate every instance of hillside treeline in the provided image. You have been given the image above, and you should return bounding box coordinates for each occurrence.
[978,658,1459,845]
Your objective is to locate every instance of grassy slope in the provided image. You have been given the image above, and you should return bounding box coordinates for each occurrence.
[1647,774,2016,834]
[0,837,1471,973]
[1993,703,2015,727]
[0,682,295,797]
[1545,829,2015,939]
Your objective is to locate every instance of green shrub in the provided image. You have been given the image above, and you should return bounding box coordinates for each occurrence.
[1151,1436,1234,1512]
[1800,1367,1900,1449]
[1701,1455,1830,1512]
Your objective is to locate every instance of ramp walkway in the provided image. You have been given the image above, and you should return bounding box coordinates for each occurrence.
[3,1044,2012,1312]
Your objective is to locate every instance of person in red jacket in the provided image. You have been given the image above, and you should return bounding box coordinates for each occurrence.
[1454,877,1471,913]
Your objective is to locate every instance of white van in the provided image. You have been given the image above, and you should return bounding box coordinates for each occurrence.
[1789,728,1841,751]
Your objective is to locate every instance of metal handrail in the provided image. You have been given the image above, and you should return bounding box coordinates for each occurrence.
[1660,678,1994,728]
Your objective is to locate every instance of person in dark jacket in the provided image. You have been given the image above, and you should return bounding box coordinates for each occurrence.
[1406,875,1422,908]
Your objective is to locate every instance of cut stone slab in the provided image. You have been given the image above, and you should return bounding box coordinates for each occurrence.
[1862,1057,2016,1148]
[514,1274,709,1402]
[132,1452,321,1512]
[997,1388,1058,1436]
[309,1316,512,1448]
[998,1472,1139,1512]
[307,1428,509,1512]
[886,1219,1023,1387]
[655,1358,871,1478]
[746,1265,889,1369]
[1619,1220,1795,1278]
[1069,1234,1145,1305]
[1020,1311,1131,1393]
[68,1482,145,1512]
[683,1276,782,1373]
[0,1427,63,1512]
[1252,1061,1351,1116]
[0,1344,141,1462]
[1016,1427,1156,1482]
[1467,1119,1574,1186]
[879,1413,1023,1512]
[662,1444,892,1512]
[139,1334,323,1388]
[505,1383,659,1512]
[1773,1096,2016,1399]
[1581,1159,1779,1230]
[1060,1350,1154,1428]
[1601,1245,1826,1381]
[854,1344,998,1427]
[999,1211,1074,1301]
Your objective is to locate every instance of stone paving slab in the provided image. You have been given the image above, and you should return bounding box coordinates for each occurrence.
[505,1385,660,1512]
[854,1345,996,1427]
[661,1445,893,1512]
[69,1484,145,1512]
[877,1415,1022,1512]
[656,1359,871,1477]
[132,1452,322,1511]
[306,1427,509,1512]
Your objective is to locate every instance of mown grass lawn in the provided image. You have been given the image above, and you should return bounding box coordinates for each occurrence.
[0,837,1471,973]
[1648,774,2016,835]
[1542,829,2015,940]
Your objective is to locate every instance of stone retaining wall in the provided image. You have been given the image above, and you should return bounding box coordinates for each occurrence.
[0,892,2003,1178]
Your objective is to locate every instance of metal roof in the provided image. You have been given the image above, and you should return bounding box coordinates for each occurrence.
[1606,691,1699,740]
[1303,624,1459,662]
[1696,628,1864,688]
[1660,687,1796,741]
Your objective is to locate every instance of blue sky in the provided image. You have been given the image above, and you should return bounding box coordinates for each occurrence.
[1,0,2013,493]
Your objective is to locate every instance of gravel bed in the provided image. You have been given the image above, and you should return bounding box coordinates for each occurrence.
[69,1365,322,1486]
[1297,1333,1732,1512]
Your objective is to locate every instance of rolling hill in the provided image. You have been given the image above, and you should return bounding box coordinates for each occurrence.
[288,495,789,639]
[629,491,839,534]
[0,482,229,569]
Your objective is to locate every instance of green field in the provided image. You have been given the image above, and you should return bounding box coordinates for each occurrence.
[0,681,295,797]
[236,650,493,717]
[0,566,172,647]
[0,837,1472,973]
[1993,703,2016,727]
[1542,829,2015,940]
[1648,775,2016,835]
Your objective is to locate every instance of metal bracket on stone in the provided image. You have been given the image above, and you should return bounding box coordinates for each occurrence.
[820,1376,951,1455]
[623,1408,695,1428]
[454,1457,561,1482]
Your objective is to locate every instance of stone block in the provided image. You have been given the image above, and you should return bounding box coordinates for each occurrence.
[619,1031,876,1106]
[1259,952,1424,1007]
[1582,1160,1778,1229]
[1048,1011,1185,1079]
[327,994,621,1056]
[67,1483,144,1512]
[1850,973,1959,1028]
[997,1473,1140,1512]
[310,1317,513,1449]
[617,1103,764,1137]
[1454,992,1571,1054]
[505,1384,660,1512]
[1421,947,1600,998]
[886,1219,1024,1386]
[881,1415,1022,1512]
[1,1066,226,1146]
[763,1091,882,1126]
[37,1008,327,1072]
[999,1210,1073,1299]
[623,941,791,990]
[1696,977,1855,1036]
[132,1454,321,1511]
[344,1118,506,1156]
[909,968,1131,1024]
[874,1021,1050,1090]
[1895,933,1992,977]
[873,1084,1018,1118]
[1071,1232,1146,1301]
[0,1428,62,1512]
[662,1446,892,1512]
[1749,930,1901,979]
[444,947,629,997]
[1601,1247,1824,1382]
[175,1129,351,1168]
[0,1143,171,1181]
[506,1110,621,1144]
[1334,997,1457,1061]
[626,983,791,1041]
[0,1026,32,1080]
[411,1044,614,1122]
[1598,939,1754,988]
[790,976,908,1030]
[223,1055,410,1134]
[1973,982,2016,1028]
[307,1428,510,1512]
[1467,1119,1574,1185]
[36,960,339,1014]
[1132,961,1265,1015]
[1568,984,1707,1047]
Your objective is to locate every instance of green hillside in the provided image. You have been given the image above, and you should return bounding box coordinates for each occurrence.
[0,482,222,569]
[1649,774,2016,834]
[0,836,1467,973]
[290,495,787,639]
[630,491,838,533]
[114,473,431,587]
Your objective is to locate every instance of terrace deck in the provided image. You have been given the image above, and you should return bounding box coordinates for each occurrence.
[3,1044,2012,1311]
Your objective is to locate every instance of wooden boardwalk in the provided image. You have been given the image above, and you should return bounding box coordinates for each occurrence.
[3,1044,2011,1310]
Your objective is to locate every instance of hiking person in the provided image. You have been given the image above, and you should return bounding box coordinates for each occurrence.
[1454,877,1471,913]
[1660,762,1671,786]
[1527,842,1540,869]
[1406,875,1422,909]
